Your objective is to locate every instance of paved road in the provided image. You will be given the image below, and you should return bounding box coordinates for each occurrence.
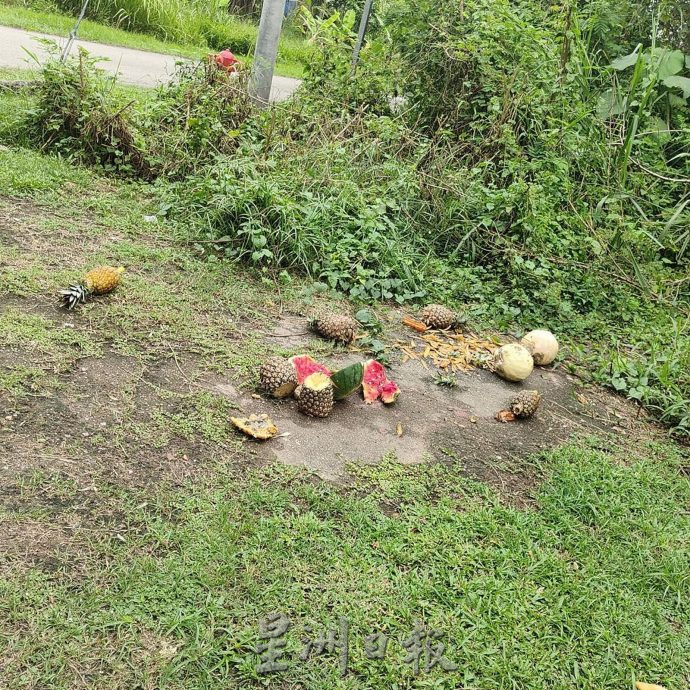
[0,24,300,101]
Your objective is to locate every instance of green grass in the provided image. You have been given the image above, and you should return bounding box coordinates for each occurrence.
[1,440,689,689]
[0,3,206,58]
[0,3,306,77]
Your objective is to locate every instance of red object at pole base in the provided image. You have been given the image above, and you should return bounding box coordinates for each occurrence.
[214,50,239,72]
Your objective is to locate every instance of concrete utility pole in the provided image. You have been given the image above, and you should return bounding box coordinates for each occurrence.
[249,0,285,106]
[351,0,374,71]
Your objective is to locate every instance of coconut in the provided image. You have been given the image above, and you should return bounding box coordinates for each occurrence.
[521,329,559,366]
[493,344,534,382]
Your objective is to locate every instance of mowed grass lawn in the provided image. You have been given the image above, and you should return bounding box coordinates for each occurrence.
[2,439,690,689]
[0,147,689,689]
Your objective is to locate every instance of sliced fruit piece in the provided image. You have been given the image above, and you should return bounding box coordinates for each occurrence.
[289,355,332,385]
[259,357,298,398]
[420,304,459,329]
[380,380,400,404]
[362,359,400,405]
[297,372,334,417]
[495,409,516,423]
[231,414,278,440]
[402,315,428,333]
[330,362,364,400]
[362,359,387,403]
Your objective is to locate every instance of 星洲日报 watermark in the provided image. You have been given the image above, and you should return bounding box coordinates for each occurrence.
[253,613,458,677]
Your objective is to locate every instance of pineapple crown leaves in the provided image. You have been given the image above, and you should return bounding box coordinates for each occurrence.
[59,283,90,309]
[432,371,459,388]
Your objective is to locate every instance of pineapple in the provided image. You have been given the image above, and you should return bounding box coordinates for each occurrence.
[510,390,541,419]
[259,357,298,399]
[297,372,334,417]
[60,266,125,309]
[420,304,459,330]
[310,313,358,345]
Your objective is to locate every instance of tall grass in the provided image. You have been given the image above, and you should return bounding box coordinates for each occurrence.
[56,0,220,43]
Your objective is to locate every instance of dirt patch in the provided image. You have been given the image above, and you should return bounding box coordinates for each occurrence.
[262,314,316,349]
[0,198,41,248]
[57,352,144,425]
[195,314,658,503]
[202,355,651,499]
[0,518,92,575]
[0,196,125,261]
[0,348,230,493]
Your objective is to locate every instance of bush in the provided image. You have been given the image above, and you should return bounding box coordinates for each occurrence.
[298,7,396,115]
[19,49,254,178]
[26,48,149,176]
[177,121,431,302]
[142,60,254,177]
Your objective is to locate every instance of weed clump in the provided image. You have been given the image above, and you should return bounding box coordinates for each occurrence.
[28,48,149,177]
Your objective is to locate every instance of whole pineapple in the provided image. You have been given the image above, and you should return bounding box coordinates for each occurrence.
[510,390,542,419]
[310,313,358,345]
[60,266,125,309]
[297,372,334,417]
[259,357,298,399]
[420,304,459,330]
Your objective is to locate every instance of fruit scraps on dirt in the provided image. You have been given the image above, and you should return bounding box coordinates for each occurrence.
[289,355,332,384]
[309,313,358,344]
[259,356,298,399]
[362,359,400,404]
[496,390,542,423]
[492,343,534,382]
[419,303,460,330]
[395,331,499,373]
[330,361,364,400]
[231,413,278,439]
[296,372,334,417]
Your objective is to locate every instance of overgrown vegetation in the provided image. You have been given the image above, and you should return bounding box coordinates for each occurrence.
[1,0,688,435]
[2,13,690,683]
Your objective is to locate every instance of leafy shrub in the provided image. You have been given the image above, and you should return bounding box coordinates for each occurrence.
[26,48,149,176]
[391,0,565,142]
[179,138,431,302]
[141,60,254,177]
[297,7,395,116]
